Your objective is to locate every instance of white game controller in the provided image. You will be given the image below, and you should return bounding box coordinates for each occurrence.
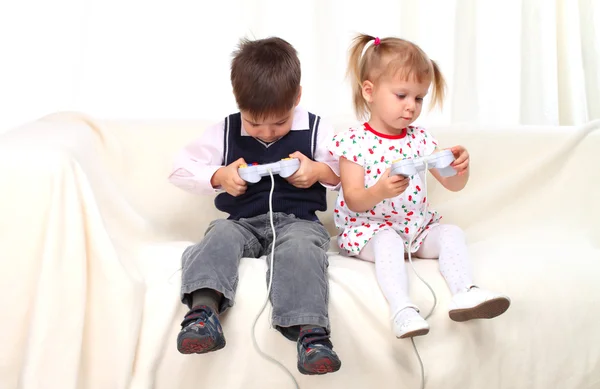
[238,158,300,184]
[390,149,457,178]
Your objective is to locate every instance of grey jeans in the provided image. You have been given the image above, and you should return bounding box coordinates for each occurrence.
[181,212,332,335]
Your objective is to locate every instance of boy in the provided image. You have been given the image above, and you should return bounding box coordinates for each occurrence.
[168,36,342,375]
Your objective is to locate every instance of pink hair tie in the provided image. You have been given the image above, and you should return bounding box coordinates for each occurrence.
[374,37,381,46]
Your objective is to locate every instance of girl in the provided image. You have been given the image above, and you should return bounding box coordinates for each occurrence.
[328,34,510,339]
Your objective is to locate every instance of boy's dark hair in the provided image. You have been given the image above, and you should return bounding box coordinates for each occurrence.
[231,37,301,120]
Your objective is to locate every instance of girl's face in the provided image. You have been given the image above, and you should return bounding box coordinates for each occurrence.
[363,74,431,133]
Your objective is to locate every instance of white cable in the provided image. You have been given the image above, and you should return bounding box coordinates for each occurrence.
[249,163,435,389]
[250,169,300,389]
[405,161,436,389]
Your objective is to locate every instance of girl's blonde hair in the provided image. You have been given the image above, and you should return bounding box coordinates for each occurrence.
[347,33,446,119]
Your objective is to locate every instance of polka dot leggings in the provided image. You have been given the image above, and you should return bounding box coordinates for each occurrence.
[357,225,474,317]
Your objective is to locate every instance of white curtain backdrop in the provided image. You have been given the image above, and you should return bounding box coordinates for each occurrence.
[1,0,599,131]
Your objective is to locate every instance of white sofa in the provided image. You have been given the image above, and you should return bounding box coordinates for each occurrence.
[1,112,599,389]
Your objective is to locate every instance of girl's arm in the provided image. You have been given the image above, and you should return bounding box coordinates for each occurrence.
[340,157,385,212]
[340,158,398,212]
[430,167,469,192]
[429,146,470,192]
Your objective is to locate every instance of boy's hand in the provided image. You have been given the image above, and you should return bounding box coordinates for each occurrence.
[211,157,248,196]
[286,152,320,188]
[373,168,410,199]
[448,145,470,175]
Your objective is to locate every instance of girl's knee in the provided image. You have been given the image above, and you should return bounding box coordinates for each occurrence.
[372,227,402,243]
[439,224,465,240]
[356,247,375,263]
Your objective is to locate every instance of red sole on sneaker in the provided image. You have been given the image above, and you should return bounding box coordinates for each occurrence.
[449,297,511,322]
[298,357,342,375]
[178,336,224,354]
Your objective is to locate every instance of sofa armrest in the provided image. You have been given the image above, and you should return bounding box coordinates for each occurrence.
[0,114,148,388]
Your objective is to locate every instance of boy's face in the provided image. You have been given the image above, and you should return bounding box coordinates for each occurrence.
[240,88,301,143]
[240,108,296,143]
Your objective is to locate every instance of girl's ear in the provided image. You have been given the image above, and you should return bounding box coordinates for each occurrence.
[361,80,374,103]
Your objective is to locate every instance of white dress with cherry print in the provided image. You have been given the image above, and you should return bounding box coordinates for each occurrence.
[328,122,442,256]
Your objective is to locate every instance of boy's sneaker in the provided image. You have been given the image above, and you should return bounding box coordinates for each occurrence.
[296,327,342,375]
[176,305,226,354]
[449,286,511,322]
[392,306,430,339]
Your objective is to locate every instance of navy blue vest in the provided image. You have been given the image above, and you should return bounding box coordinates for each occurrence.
[214,112,327,221]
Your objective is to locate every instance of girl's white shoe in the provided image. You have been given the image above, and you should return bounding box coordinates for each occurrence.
[448,286,511,322]
[392,307,430,338]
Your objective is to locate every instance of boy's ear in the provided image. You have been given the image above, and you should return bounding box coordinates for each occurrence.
[294,86,302,106]
[361,80,374,103]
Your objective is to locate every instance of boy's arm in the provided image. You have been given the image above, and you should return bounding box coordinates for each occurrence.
[168,121,226,195]
[314,160,341,187]
[313,119,341,189]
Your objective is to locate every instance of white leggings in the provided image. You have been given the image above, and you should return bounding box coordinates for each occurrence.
[357,225,474,317]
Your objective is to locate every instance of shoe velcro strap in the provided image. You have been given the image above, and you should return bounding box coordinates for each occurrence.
[300,333,332,348]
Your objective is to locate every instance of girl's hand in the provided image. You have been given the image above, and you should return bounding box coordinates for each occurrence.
[449,146,470,175]
[374,168,410,199]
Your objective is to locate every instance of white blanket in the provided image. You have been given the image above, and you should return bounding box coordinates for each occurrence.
[1,113,599,389]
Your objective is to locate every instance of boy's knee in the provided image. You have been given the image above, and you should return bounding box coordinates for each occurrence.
[207,219,236,233]
[283,233,330,253]
[182,220,246,263]
[281,221,331,249]
[275,238,329,278]
[205,219,245,239]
